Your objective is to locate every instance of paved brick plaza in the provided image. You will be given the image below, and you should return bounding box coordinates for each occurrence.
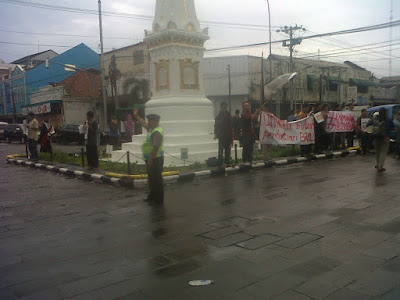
[1,143,400,299]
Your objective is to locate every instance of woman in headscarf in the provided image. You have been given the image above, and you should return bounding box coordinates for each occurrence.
[124,114,135,143]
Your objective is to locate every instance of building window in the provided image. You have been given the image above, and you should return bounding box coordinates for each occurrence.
[328,82,338,92]
[307,76,313,91]
[133,50,144,65]
[358,85,368,94]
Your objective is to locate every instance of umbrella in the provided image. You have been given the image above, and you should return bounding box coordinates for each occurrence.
[264,72,298,101]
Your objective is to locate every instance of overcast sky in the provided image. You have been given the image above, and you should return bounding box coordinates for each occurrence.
[0,0,399,78]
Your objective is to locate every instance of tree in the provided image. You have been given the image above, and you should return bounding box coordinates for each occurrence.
[122,77,150,106]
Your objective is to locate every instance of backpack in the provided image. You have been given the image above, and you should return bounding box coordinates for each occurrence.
[373,120,386,138]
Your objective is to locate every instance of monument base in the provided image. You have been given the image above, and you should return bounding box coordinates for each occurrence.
[111,95,220,167]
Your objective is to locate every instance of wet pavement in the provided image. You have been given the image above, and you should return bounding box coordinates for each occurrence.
[1,142,400,299]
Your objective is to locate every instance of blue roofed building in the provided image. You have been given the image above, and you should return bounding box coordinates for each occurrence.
[0,43,99,122]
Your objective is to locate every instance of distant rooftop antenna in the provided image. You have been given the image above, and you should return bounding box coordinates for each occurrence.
[389,0,394,77]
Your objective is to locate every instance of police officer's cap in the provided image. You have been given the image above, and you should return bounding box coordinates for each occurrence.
[146,114,161,121]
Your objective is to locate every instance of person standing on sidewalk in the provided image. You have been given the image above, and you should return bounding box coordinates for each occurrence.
[356,109,370,155]
[232,109,241,142]
[134,109,164,204]
[345,102,356,147]
[253,103,273,162]
[109,115,120,150]
[298,106,311,157]
[85,111,99,170]
[214,102,233,167]
[241,102,255,165]
[27,112,39,161]
[373,108,394,172]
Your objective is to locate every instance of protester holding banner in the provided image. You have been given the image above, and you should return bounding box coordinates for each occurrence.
[313,103,326,154]
[297,106,312,156]
[241,102,255,165]
[345,103,356,147]
[322,104,331,151]
[254,104,273,162]
[356,109,371,155]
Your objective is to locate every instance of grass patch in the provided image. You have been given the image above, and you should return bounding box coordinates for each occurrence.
[39,150,206,175]
[38,145,302,175]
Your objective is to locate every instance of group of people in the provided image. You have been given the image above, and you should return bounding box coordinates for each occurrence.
[25,112,53,162]
[213,101,400,173]
[214,101,274,167]
[289,102,357,156]
[108,114,136,150]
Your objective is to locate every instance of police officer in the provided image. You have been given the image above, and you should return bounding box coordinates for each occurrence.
[134,109,164,204]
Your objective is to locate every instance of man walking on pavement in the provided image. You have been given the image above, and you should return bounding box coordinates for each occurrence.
[214,102,233,167]
[373,108,394,172]
[134,109,164,204]
[27,112,39,161]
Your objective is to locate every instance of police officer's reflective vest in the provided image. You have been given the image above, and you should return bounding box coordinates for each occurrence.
[142,126,164,160]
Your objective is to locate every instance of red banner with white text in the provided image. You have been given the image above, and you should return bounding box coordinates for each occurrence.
[260,112,315,145]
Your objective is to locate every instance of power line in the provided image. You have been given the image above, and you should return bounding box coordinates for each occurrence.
[0,41,115,51]
[304,29,400,61]
[297,41,400,60]
[0,29,141,41]
[0,0,282,32]
[206,20,400,52]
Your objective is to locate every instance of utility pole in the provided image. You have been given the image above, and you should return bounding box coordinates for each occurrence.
[278,25,305,110]
[98,0,108,127]
[261,53,265,104]
[227,64,231,114]
[265,0,273,82]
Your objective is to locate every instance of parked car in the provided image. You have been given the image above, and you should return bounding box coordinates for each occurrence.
[3,124,27,143]
[54,124,85,145]
[0,122,8,141]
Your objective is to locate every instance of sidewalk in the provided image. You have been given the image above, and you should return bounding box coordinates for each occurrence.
[1,146,399,299]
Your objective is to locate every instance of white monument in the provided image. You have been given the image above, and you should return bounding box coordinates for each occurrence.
[112,0,217,166]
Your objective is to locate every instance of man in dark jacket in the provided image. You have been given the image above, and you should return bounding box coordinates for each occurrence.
[109,115,120,150]
[214,102,233,167]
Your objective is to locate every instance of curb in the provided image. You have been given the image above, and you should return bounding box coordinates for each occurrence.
[5,149,360,189]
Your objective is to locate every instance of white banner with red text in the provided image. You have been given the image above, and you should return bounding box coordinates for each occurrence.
[260,112,315,145]
[326,111,355,133]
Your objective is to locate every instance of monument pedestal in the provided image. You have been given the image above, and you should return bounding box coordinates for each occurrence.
[111,95,218,166]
